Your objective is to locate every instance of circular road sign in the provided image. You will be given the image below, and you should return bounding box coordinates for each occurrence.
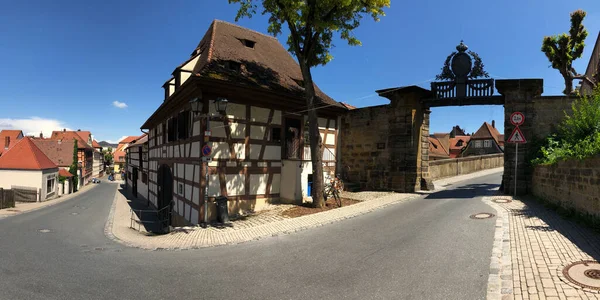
[201,145,212,157]
[510,112,525,126]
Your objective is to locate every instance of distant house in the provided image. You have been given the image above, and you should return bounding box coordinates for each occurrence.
[32,139,77,195]
[49,130,94,188]
[461,120,503,157]
[448,135,470,158]
[0,130,24,156]
[428,136,450,160]
[125,134,148,201]
[113,136,140,174]
[0,137,59,201]
[92,140,104,177]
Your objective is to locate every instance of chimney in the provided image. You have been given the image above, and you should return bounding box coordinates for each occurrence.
[492,120,495,128]
[4,136,9,149]
[39,132,43,139]
[77,129,81,131]
[63,128,66,132]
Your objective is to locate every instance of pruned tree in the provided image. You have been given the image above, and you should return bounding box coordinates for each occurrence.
[69,140,79,192]
[103,147,114,167]
[229,0,390,208]
[541,9,589,95]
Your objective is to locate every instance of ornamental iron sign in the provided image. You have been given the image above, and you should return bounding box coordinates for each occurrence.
[431,41,494,99]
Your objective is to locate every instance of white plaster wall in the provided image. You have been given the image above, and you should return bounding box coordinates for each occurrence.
[168,85,175,97]
[181,55,200,71]
[249,144,261,160]
[250,106,270,123]
[41,170,59,200]
[210,100,245,120]
[250,125,266,139]
[229,122,246,139]
[210,121,226,138]
[249,174,268,195]
[226,174,245,196]
[180,71,192,86]
[270,174,281,194]
[325,134,336,145]
[272,110,282,125]
[0,170,43,191]
[263,146,281,160]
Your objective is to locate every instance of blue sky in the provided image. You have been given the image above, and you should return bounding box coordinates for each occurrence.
[1,1,599,142]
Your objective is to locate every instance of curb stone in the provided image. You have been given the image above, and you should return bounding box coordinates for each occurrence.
[483,196,513,300]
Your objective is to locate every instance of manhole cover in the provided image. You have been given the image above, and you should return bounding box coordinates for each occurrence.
[492,199,512,204]
[469,213,495,219]
[563,261,600,290]
[38,229,51,233]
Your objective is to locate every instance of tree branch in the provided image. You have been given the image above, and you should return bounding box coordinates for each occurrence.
[275,0,302,57]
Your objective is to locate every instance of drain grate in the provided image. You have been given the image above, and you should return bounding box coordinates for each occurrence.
[469,213,495,219]
[584,269,600,280]
[562,261,600,290]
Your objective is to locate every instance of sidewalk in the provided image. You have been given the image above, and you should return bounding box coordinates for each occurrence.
[0,181,100,219]
[484,195,600,300]
[105,167,504,250]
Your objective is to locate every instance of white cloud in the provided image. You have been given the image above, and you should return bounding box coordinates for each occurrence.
[112,101,128,109]
[0,117,70,138]
[105,136,128,144]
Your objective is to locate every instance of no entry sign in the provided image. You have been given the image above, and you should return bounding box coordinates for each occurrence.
[510,112,525,126]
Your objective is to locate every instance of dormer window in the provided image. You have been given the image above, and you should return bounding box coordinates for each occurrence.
[242,39,255,48]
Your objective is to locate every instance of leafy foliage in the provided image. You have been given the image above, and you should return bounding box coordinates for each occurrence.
[69,140,79,192]
[103,147,113,166]
[436,52,456,81]
[541,9,588,95]
[468,51,489,79]
[531,87,600,165]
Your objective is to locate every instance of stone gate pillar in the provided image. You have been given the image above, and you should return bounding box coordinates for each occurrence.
[378,87,432,192]
[496,79,543,195]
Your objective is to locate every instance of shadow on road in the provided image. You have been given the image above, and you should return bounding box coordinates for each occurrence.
[118,185,163,234]
[509,196,600,262]
[423,183,501,200]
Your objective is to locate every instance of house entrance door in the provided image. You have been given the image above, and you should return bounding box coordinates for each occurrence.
[156,164,173,232]
[132,167,138,198]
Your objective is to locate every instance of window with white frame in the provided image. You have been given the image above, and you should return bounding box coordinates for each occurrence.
[46,175,56,197]
[474,140,482,148]
[484,140,492,148]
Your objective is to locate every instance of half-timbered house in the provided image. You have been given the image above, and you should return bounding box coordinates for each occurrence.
[141,20,347,225]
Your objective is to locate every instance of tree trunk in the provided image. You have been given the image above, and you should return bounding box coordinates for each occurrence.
[563,72,574,95]
[298,59,325,208]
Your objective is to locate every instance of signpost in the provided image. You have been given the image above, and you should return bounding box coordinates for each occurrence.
[508,112,527,196]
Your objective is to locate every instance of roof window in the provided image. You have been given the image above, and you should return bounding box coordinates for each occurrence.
[242,39,256,48]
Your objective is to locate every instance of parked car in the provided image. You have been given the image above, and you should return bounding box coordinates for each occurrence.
[92,178,101,184]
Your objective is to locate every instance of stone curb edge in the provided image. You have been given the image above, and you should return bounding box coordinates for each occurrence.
[0,184,99,220]
[104,187,422,251]
[483,196,513,300]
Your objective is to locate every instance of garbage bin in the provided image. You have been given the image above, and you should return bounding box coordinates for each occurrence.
[307,174,313,197]
[215,196,230,223]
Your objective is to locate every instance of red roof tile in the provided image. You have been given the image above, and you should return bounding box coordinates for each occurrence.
[59,169,74,177]
[449,136,471,151]
[49,131,94,150]
[75,130,91,142]
[119,136,140,144]
[0,137,57,170]
[0,130,24,155]
[92,140,101,148]
[428,136,450,158]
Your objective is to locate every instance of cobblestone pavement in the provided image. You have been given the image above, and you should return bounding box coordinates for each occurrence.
[488,195,600,300]
[0,182,99,219]
[106,168,505,250]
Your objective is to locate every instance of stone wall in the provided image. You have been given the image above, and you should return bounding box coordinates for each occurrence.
[340,105,391,190]
[532,155,600,219]
[531,96,574,139]
[429,154,504,180]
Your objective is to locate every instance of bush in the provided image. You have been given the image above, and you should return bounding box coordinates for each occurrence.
[532,87,600,165]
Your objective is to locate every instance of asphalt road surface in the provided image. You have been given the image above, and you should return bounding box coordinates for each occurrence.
[0,171,502,300]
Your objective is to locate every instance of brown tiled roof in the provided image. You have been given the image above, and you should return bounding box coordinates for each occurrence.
[449,136,471,151]
[75,130,91,142]
[189,20,343,108]
[114,150,126,163]
[340,102,357,110]
[0,137,57,170]
[119,136,140,144]
[49,131,94,150]
[428,136,449,158]
[92,140,102,148]
[0,130,24,155]
[32,139,76,167]
[472,122,502,145]
[128,133,148,148]
[59,169,74,177]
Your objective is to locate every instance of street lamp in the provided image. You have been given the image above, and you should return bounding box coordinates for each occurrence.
[189,96,228,227]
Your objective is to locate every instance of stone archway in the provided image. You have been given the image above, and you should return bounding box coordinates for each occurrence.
[341,41,549,196]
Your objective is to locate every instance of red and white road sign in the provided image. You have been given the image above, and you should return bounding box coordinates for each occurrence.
[507,126,527,143]
[510,112,525,126]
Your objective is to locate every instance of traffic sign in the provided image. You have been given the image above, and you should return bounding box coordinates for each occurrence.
[201,144,212,157]
[507,126,527,143]
[510,112,525,126]
[204,130,212,137]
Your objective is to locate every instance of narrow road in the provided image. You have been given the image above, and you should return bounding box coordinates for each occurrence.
[0,171,502,300]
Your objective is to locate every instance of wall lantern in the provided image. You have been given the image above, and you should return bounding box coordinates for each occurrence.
[215,97,228,114]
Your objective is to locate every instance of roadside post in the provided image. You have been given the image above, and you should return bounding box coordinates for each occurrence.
[508,112,526,196]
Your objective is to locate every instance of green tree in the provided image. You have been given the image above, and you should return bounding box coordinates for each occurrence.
[69,140,79,192]
[541,9,588,95]
[103,147,113,167]
[229,0,390,208]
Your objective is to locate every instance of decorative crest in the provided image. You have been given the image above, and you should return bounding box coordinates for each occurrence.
[435,41,490,81]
